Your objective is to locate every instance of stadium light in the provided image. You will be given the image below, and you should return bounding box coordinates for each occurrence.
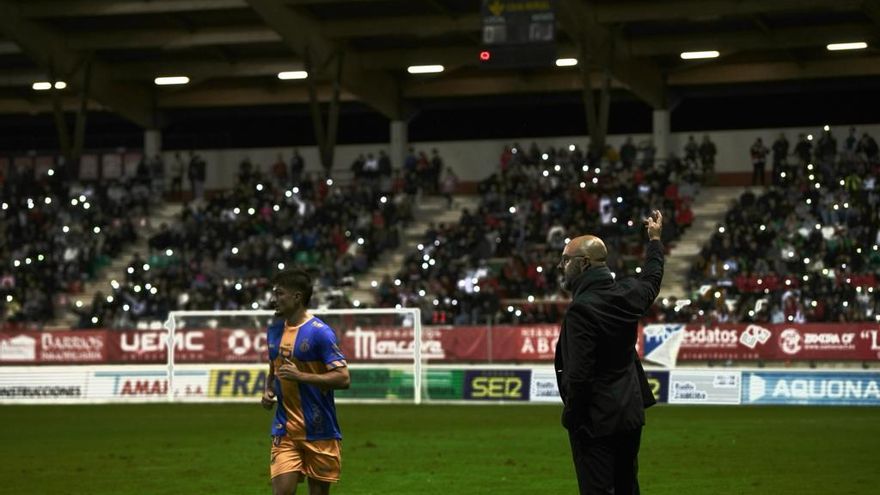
[154,76,190,86]
[555,58,578,67]
[826,42,867,51]
[680,50,720,60]
[278,71,308,80]
[407,65,444,74]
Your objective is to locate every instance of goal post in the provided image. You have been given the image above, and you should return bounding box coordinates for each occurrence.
[163,307,425,404]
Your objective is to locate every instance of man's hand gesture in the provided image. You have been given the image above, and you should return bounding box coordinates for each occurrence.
[644,209,663,241]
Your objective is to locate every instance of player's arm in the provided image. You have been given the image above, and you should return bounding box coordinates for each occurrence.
[637,209,665,309]
[277,358,351,389]
[261,359,276,409]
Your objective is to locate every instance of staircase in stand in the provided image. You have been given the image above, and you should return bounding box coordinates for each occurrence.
[348,194,481,305]
[659,186,762,299]
[49,201,186,329]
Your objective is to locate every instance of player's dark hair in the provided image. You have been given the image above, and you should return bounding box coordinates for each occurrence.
[272,268,313,306]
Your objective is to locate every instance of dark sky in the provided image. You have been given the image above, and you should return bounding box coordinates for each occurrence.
[1,79,879,153]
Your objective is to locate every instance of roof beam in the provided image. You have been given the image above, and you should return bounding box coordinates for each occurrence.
[669,56,880,85]
[70,26,280,51]
[627,22,874,56]
[158,84,356,107]
[112,57,302,79]
[402,72,625,99]
[245,0,403,119]
[323,14,480,38]
[0,39,19,54]
[20,0,247,18]
[863,0,880,28]
[559,0,666,108]
[65,14,481,52]
[0,1,156,127]
[594,0,862,23]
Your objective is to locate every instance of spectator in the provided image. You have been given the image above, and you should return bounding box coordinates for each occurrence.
[441,169,459,209]
[684,135,699,164]
[271,154,288,188]
[794,134,812,165]
[170,152,185,198]
[750,138,769,186]
[699,135,717,174]
[772,133,789,185]
[290,149,305,185]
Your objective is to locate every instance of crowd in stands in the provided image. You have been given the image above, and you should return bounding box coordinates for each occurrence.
[672,127,880,324]
[77,150,427,328]
[0,156,157,327]
[7,125,880,330]
[378,138,712,325]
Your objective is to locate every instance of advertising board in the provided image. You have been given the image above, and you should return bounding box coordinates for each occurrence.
[668,370,742,405]
[463,369,531,401]
[742,371,880,406]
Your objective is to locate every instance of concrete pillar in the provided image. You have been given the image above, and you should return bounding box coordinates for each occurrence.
[652,109,670,163]
[389,120,407,170]
[144,129,162,159]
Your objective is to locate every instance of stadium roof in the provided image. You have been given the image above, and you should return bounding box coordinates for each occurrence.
[0,0,878,127]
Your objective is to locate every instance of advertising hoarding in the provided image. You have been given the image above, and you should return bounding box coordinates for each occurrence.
[742,371,880,406]
[668,370,742,405]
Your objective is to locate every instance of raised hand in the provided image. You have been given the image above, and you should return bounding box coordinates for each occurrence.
[644,209,663,241]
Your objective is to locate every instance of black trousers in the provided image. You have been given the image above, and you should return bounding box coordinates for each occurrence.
[568,427,642,495]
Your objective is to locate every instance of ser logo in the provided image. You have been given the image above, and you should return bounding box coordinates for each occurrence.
[465,370,530,401]
[647,378,662,400]
[470,376,522,399]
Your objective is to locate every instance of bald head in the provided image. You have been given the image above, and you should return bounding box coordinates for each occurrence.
[566,235,608,264]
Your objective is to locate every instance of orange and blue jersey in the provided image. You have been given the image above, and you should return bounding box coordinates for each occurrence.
[267,315,347,441]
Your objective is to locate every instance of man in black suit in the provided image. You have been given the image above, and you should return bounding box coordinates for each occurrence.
[555,210,664,494]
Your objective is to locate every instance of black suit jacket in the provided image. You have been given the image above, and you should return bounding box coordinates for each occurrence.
[554,240,664,438]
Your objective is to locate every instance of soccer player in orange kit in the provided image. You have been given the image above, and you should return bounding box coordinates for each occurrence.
[261,268,350,495]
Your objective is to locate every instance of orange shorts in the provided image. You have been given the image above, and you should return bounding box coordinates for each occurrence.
[270,436,342,482]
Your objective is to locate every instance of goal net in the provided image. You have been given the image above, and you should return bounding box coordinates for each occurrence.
[164,308,431,404]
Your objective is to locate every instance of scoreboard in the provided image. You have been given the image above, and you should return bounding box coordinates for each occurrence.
[480,0,557,68]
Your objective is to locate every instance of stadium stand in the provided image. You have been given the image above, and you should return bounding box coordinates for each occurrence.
[379,140,710,325]
[0,159,155,328]
[673,130,880,324]
[72,152,431,329]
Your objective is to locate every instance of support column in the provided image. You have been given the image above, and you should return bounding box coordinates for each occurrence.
[389,120,407,170]
[652,109,670,163]
[144,129,162,158]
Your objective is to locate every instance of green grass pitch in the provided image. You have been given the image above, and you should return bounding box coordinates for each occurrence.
[1,404,876,494]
